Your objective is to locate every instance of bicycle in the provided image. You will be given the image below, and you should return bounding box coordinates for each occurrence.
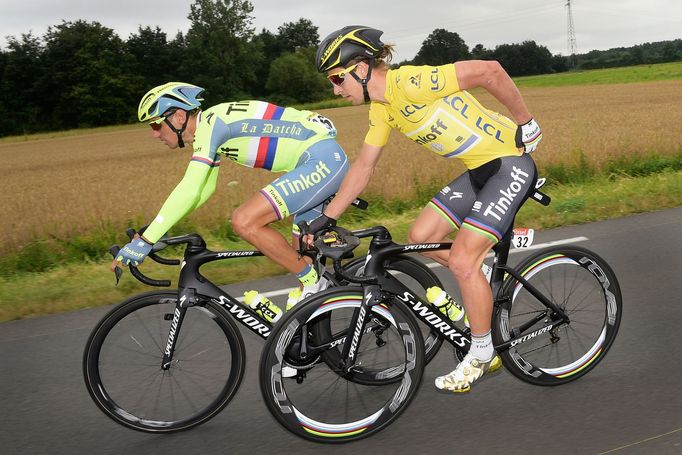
[82,201,447,433]
[259,183,623,443]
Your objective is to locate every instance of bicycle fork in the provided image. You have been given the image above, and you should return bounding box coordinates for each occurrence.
[161,288,197,370]
[339,285,382,372]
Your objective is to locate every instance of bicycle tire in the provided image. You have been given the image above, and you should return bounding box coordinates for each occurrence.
[492,246,622,386]
[259,286,425,443]
[339,254,444,364]
[83,290,246,432]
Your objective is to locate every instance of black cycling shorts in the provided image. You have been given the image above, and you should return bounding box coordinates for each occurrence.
[429,154,537,243]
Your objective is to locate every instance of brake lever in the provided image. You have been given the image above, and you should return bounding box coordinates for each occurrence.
[114,266,122,286]
[126,227,180,266]
[109,245,123,286]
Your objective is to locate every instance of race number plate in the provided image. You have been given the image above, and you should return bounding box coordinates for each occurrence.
[512,228,534,248]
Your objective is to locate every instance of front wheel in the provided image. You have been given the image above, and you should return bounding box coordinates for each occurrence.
[83,290,246,432]
[259,287,425,443]
[492,246,622,386]
[339,255,445,364]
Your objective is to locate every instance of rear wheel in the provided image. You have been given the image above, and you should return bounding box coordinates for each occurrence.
[492,246,621,386]
[260,287,424,443]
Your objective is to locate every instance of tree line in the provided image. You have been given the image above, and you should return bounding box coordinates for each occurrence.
[1,0,680,137]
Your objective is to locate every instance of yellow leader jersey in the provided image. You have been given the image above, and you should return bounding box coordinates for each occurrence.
[365,64,522,169]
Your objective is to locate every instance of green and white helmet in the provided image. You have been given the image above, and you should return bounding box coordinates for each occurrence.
[138,82,205,123]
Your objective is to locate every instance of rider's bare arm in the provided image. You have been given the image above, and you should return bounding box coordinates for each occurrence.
[454,60,532,125]
[324,141,384,220]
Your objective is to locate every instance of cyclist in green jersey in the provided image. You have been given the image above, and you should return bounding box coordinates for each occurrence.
[112,83,349,310]
[311,26,543,392]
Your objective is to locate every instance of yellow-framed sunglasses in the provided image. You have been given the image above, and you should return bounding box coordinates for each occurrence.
[327,63,360,86]
[148,109,177,131]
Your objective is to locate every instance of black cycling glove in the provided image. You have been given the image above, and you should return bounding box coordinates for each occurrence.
[307,214,337,235]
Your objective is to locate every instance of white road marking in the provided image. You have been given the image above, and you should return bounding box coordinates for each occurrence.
[501,236,589,254]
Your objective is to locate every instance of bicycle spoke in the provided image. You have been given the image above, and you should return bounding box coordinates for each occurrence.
[86,297,244,431]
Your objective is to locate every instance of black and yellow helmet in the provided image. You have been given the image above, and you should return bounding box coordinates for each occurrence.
[316,26,384,72]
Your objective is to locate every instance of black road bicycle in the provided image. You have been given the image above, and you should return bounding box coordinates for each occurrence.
[82,207,448,433]
[259,186,622,443]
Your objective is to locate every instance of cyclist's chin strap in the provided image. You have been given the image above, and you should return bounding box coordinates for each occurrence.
[350,59,374,103]
[163,111,190,148]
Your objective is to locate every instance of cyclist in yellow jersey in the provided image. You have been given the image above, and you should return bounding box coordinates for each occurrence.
[112,83,349,309]
[312,26,543,392]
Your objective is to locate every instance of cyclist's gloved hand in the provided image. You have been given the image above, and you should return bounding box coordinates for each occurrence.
[515,118,543,153]
[116,237,153,266]
[307,214,337,236]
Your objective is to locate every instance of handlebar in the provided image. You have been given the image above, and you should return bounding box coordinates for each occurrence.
[126,228,181,266]
[312,226,381,284]
[111,229,207,287]
[296,196,369,258]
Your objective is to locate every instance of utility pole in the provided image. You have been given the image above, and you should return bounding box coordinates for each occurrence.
[566,0,578,68]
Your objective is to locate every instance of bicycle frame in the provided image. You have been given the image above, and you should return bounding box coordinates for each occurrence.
[132,228,381,369]
[334,226,572,371]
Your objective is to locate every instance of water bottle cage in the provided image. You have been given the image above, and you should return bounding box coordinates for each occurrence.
[442,301,457,317]
[437,300,452,311]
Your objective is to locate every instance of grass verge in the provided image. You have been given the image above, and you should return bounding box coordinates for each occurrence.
[514,61,682,87]
[1,168,681,322]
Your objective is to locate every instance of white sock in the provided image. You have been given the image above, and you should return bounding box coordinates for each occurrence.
[469,330,494,362]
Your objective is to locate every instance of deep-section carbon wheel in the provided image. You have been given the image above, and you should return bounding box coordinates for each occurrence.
[259,287,424,443]
[83,290,246,432]
[493,246,622,386]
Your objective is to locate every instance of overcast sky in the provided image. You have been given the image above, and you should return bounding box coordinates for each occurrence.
[1,0,681,61]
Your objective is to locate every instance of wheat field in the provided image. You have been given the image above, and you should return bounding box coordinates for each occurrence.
[1,80,681,254]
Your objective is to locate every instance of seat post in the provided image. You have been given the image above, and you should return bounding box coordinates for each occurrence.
[490,225,514,295]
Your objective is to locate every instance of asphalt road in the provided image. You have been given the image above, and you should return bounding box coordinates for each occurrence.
[2,207,681,455]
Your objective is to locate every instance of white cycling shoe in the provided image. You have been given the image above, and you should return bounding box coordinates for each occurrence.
[286,275,330,311]
[435,353,502,393]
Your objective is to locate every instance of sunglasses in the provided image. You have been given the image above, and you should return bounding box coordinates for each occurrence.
[148,109,177,131]
[149,117,165,131]
[327,63,359,86]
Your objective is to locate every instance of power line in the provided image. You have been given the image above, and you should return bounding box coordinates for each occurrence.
[384,3,563,41]
[577,5,682,22]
